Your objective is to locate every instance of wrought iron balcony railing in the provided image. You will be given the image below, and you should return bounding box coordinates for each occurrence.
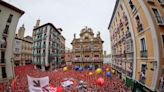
[140,50,148,58]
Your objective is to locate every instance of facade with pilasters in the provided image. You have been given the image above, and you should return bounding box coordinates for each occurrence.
[108,0,164,91]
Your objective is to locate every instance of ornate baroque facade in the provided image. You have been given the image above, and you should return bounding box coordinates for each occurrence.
[71,27,104,68]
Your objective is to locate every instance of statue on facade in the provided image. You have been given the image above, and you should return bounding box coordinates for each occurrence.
[97,31,100,37]
[74,33,76,39]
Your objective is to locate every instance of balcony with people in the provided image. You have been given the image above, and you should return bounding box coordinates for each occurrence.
[83,46,91,52]
[123,12,128,25]
[126,66,133,77]
[0,37,7,50]
[72,57,82,62]
[159,76,164,91]
[139,71,146,84]
[119,19,123,30]
[135,15,143,33]
[74,47,82,52]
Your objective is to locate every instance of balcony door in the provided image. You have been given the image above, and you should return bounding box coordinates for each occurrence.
[140,38,147,57]
[1,51,5,63]
[141,38,146,51]
[152,8,163,24]
[1,67,7,78]
[162,34,164,57]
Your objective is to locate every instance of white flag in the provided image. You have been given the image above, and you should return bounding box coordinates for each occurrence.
[27,75,50,92]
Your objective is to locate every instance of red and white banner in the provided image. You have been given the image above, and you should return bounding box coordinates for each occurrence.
[27,75,50,92]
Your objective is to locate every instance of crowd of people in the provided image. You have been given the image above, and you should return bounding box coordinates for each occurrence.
[0,64,132,92]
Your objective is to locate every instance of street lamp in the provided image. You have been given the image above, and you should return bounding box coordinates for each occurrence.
[11,57,15,79]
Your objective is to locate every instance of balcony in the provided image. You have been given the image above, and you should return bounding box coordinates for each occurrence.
[123,15,128,25]
[42,53,46,56]
[3,30,8,36]
[126,32,131,38]
[36,30,43,35]
[0,42,7,50]
[72,58,82,62]
[42,36,47,40]
[83,58,92,61]
[92,48,102,52]
[32,45,41,49]
[156,16,164,26]
[32,53,41,57]
[34,38,42,42]
[50,53,60,57]
[74,48,82,52]
[0,59,5,64]
[140,50,147,58]
[83,48,91,52]
[127,68,133,77]
[52,46,60,50]
[139,73,146,84]
[137,24,143,33]
[119,21,123,29]
[42,44,46,48]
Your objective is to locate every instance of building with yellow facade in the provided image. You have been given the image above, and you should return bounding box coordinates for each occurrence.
[71,27,104,69]
[108,0,164,91]
[13,24,33,66]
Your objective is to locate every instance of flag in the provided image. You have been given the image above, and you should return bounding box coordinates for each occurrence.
[27,75,49,92]
[49,84,57,92]
[11,75,18,90]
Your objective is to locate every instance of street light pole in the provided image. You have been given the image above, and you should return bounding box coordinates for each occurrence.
[11,58,15,79]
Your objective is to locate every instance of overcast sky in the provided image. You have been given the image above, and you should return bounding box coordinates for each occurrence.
[5,0,116,54]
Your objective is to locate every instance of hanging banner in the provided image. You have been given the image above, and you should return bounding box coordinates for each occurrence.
[27,75,50,92]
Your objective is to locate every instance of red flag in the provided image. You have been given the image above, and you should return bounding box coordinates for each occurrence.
[49,84,57,92]
[11,75,18,90]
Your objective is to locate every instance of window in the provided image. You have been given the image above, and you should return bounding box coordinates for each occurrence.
[43,50,45,53]
[135,15,143,32]
[162,34,164,57]
[1,67,7,78]
[118,12,120,17]
[141,38,146,51]
[3,25,9,34]
[140,64,147,84]
[140,38,147,57]
[158,0,164,4]
[152,8,163,24]
[128,0,136,13]
[162,35,164,45]
[7,14,13,23]
[1,51,5,63]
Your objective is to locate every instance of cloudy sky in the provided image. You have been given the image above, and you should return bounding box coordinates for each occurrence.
[5,0,116,54]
